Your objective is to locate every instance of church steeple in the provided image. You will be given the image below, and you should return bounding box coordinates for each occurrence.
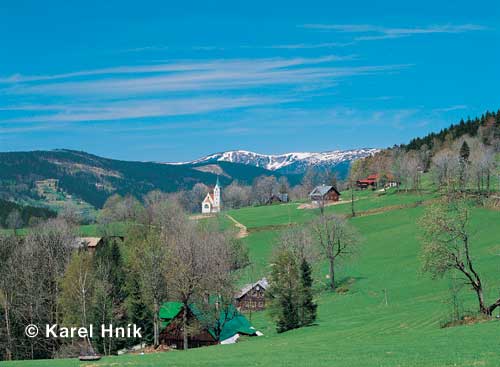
[213,176,221,211]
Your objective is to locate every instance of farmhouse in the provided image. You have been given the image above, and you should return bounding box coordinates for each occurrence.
[309,184,340,204]
[235,278,269,311]
[201,177,221,214]
[159,302,260,349]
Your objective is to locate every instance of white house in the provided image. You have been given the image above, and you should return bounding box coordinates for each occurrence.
[201,177,221,214]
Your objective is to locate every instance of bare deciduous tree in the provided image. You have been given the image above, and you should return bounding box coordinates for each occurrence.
[0,235,20,360]
[430,149,461,189]
[167,221,235,349]
[252,175,279,205]
[420,196,500,315]
[132,230,169,347]
[222,181,251,209]
[311,215,360,291]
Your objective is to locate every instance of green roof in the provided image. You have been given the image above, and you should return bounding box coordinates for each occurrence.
[159,301,257,341]
[159,301,183,320]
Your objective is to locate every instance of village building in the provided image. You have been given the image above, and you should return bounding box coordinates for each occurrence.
[265,193,289,205]
[235,278,269,311]
[383,173,400,188]
[356,173,399,189]
[74,236,124,253]
[309,184,341,204]
[159,302,261,349]
[356,173,379,189]
[201,177,221,214]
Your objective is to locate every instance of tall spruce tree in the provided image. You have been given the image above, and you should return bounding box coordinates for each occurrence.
[268,249,300,333]
[459,141,470,162]
[299,259,317,326]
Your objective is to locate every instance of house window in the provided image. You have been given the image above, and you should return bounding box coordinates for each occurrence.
[204,204,209,209]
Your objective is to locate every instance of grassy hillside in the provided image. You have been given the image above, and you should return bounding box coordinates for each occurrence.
[4,185,500,367]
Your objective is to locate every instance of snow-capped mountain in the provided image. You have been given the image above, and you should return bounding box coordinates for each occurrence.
[169,148,379,174]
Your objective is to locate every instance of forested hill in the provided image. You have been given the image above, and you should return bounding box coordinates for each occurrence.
[0,199,56,228]
[0,150,283,208]
[403,110,500,151]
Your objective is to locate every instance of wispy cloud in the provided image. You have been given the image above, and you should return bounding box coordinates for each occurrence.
[248,42,353,49]
[0,56,411,124]
[432,104,468,113]
[118,45,170,53]
[300,23,487,41]
[1,57,409,98]
[1,96,290,123]
[0,55,343,84]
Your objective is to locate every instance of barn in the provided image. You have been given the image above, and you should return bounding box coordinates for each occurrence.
[356,174,379,189]
[159,302,260,349]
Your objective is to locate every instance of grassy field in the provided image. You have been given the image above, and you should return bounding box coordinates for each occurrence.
[3,187,500,367]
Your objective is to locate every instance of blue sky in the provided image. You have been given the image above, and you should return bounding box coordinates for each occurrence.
[1,0,499,161]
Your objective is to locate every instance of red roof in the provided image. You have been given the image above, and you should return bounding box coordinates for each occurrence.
[367,174,379,180]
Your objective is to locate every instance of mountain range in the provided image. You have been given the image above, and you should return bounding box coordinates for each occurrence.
[0,148,377,209]
[169,148,379,174]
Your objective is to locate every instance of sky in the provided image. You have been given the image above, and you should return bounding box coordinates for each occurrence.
[0,0,499,162]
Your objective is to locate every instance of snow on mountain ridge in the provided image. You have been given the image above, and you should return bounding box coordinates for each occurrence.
[168,148,379,172]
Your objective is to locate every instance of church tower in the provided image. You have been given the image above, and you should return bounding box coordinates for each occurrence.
[213,176,221,211]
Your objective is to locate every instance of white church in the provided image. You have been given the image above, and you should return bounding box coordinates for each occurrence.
[201,177,221,214]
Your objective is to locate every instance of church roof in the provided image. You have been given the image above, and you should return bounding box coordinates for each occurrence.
[203,192,214,204]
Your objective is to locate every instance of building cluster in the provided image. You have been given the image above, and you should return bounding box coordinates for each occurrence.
[356,173,399,189]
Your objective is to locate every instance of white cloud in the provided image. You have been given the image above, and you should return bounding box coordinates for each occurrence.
[301,23,487,41]
[432,104,468,113]
[2,96,290,123]
[0,56,343,84]
[0,56,411,125]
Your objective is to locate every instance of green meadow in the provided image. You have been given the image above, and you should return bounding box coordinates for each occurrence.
[3,187,500,367]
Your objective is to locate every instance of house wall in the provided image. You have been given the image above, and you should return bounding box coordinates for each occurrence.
[325,190,340,201]
[160,315,217,349]
[237,286,266,311]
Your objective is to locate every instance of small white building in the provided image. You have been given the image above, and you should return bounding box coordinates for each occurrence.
[201,177,221,214]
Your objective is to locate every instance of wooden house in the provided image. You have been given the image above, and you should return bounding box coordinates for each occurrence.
[235,278,269,311]
[309,185,340,204]
[159,302,260,349]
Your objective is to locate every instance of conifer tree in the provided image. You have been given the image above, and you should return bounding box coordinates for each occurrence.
[459,141,470,162]
[299,259,317,326]
[268,249,300,333]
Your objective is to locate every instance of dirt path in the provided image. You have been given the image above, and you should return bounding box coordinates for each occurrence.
[189,213,215,220]
[226,214,249,239]
[298,199,356,210]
